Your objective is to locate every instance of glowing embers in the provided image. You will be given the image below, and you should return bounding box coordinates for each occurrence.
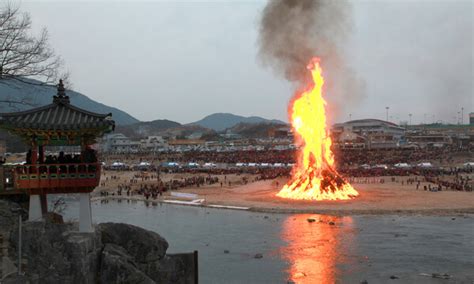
[276,58,358,201]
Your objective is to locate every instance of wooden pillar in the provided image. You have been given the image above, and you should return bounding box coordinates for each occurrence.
[38,145,44,164]
[31,142,37,165]
[40,194,48,215]
[29,140,38,179]
[0,167,4,191]
[80,137,86,163]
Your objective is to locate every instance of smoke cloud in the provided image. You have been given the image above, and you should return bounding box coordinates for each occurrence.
[258,0,364,118]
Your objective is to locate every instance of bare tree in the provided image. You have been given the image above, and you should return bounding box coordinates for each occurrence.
[0,96,34,108]
[0,2,65,85]
[49,197,67,215]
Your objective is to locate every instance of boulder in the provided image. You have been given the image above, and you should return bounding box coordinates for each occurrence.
[98,222,190,283]
[97,222,168,262]
[9,221,102,283]
[100,244,155,284]
[142,254,190,284]
[5,219,194,283]
[0,200,23,233]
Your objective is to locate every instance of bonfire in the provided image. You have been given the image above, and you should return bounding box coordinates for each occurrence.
[277,58,359,201]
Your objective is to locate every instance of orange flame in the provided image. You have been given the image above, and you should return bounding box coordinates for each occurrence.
[277,57,358,201]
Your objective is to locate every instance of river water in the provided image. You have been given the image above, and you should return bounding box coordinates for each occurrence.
[62,199,473,284]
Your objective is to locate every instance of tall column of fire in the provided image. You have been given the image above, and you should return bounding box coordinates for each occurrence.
[276,58,358,201]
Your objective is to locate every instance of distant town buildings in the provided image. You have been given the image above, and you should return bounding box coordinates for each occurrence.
[332,119,405,149]
[140,136,167,152]
[331,118,473,150]
[268,125,292,139]
[101,133,140,153]
[97,117,474,154]
[407,124,473,148]
[332,119,406,137]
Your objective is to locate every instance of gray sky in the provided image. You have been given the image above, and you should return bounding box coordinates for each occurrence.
[23,0,472,125]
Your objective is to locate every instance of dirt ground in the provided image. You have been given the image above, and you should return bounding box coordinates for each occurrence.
[95,171,474,215]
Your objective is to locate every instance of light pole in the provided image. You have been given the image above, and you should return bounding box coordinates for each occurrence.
[349,113,352,121]
[409,113,412,125]
[461,107,464,124]
[385,107,389,121]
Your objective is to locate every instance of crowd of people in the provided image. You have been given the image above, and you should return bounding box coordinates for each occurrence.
[100,172,224,199]
[335,146,468,167]
[26,147,98,165]
[423,168,472,191]
[98,146,473,193]
[103,146,472,168]
[16,148,99,175]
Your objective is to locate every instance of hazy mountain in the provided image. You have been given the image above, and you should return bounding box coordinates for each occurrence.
[226,122,289,138]
[0,78,139,125]
[116,119,181,138]
[191,113,286,131]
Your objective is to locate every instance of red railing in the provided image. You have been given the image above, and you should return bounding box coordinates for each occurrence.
[10,163,101,191]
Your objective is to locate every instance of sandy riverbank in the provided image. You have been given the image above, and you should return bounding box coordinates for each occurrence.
[178,179,474,215]
[94,171,474,215]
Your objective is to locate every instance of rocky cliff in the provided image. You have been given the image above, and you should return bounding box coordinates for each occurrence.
[0,201,195,284]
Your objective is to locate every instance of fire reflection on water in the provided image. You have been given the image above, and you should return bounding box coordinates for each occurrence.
[280,214,354,283]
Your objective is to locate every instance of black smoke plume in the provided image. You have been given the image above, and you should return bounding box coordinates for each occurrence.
[258,0,364,114]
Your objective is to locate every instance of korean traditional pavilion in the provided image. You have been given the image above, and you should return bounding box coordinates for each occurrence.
[0,80,114,232]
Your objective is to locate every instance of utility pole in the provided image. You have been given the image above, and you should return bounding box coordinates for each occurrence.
[461,107,464,124]
[409,113,412,125]
[18,214,22,276]
[385,107,389,121]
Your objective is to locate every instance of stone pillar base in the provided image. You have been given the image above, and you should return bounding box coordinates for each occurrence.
[79,193,93,232]
[28,195,43,221]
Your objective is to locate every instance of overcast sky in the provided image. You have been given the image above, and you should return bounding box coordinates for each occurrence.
[23,0,472,125]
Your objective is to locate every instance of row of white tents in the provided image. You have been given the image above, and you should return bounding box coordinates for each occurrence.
[361,162,434,169]
[396,162,474,168]
[163,162,217,168]
[107,161,474,171]
[235,162,293,168]
[166,162,292,168]
[361,162,474,170]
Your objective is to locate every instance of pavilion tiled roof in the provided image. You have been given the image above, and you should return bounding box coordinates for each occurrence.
[0,80,115,132]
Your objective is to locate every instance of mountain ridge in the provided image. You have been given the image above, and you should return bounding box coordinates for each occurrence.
[0,78,139,125]
[0,79,288,132]
[190,112,287,131]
